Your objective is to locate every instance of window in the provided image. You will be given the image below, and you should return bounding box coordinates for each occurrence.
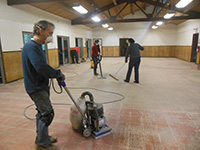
[22,31,45,50]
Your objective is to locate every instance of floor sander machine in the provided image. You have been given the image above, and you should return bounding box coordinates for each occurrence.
[60,81,112,139]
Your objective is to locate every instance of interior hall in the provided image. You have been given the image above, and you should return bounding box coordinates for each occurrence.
[0,0,200,150]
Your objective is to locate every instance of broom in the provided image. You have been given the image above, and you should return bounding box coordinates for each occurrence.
[109,63,126,81]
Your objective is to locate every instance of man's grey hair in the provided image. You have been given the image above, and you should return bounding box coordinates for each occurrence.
[33,20,55,35]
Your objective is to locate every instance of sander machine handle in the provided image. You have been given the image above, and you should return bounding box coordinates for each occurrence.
[60,81,87,121]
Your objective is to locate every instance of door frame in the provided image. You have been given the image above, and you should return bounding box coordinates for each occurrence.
[57,35,70,66]
[119,38,129,56]
[85,38,92,59]
[191,33,199,62]
[0,37,6,83]
[75,37,83,58]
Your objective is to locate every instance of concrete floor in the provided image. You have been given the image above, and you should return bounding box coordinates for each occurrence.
[0,57,200,150]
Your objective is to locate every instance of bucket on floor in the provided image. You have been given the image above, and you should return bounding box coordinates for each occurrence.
[90,59,94,68]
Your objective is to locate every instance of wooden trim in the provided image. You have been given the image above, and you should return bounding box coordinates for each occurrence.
[83,47,87,59]
[1,45,195,83]
[2,51,23,83]
[196,51,200,64]
[102,46,120,57]
[174,46,192,62]
[8,0,66,5]
[47,49,59,68]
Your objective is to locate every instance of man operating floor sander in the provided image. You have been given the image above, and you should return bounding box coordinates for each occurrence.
[59,80,112,139]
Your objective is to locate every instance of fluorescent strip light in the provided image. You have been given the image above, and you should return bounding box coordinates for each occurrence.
[152,25,158,29]
[164,12,175,19]
[92,16,100,22]
[156,21,163,26]
[102,24,109,28]
[72,5,88,14]
[108,27,113,31]
[176,0,193,8]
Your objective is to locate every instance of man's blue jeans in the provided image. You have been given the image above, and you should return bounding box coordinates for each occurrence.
[29,90,53,147]
[125,57,141,82]
[92,56,98,74]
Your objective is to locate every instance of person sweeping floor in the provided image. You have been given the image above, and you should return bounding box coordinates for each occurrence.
[91,40,100,76]
[124,38,144,83]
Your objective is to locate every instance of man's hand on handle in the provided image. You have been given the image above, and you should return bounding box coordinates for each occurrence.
[57,70,65,85]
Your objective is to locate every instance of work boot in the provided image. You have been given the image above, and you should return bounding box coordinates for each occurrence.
[35,144,59,150]
[35,136,57,144]
[94,73,99,76]
[49,136,57,143]
[134,81,139,84]
[124,79,129,83]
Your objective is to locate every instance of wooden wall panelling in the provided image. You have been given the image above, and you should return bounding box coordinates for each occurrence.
[102,46,120,57]
[3,51,23,82]
[99,46,192,61]
[175,46,192,61]
[48,49,59,68]
[83,47,87,59]
[113,46,120,56]
[2,46,194,83]
[196,51,200,64]
[140,46,176,57]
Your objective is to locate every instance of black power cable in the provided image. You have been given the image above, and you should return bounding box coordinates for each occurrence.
[24,79,125,120]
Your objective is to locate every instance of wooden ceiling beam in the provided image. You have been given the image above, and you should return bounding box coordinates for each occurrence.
[137,0,200,17]
[134,2,148,18]
[58,2,84,17]
[182,0,200,13]
[115,3,128,18]
[134,0,165,8]
[72,0,127,24]
[86,0,109,20]
[112,0,124,19]
[130,4,135,15]
[7,0,66,5]
[73,15,200,25]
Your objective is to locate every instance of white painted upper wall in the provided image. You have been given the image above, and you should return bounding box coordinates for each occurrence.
[177,19,200,46]
[0,0,200,51]
[93,21,178,46]
[93,11,200,46]
[0,0,93,51]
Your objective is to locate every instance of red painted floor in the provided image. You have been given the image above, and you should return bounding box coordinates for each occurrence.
[0,58,200,150]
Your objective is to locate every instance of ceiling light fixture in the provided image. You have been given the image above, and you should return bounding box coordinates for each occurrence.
[152,25,158,29]
[164,12,175,19]
[102,24,109,28]
[156,21,163,26]
[91,16,101,22]
[108,27,113,31]
[176,0,193,8]
[72,5,88,14]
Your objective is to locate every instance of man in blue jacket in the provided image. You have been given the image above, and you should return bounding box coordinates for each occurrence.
[22,20,65,150]
[124,38,144,83]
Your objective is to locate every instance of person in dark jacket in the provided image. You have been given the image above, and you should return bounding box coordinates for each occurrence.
[22,20,65,150]
[91,40,100,76]
[124,38,144,83]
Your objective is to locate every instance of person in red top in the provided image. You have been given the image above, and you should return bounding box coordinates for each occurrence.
[92,40,100,75]
[70,46,80,64]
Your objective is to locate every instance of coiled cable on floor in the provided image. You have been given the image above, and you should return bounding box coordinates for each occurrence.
[23,102,72,120]
[24,78,125,120]
[68,86,125,104]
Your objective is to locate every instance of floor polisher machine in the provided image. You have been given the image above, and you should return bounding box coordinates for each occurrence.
[60,81,112,139]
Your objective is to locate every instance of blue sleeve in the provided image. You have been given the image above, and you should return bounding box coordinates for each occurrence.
[27,44,60,78]
[138,44,144,51]
[125,46,130,62]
